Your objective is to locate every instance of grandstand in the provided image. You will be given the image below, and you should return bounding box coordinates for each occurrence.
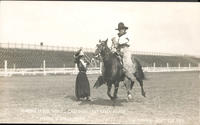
[0,48,200,69]
[0,48,95,69]
[134,55,200,67]
[0,42,200,76]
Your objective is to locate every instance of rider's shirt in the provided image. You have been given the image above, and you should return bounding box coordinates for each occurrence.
[118,33,130,45]
[111,33,130,52]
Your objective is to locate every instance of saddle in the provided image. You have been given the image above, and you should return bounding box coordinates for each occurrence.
[113,52,123,66]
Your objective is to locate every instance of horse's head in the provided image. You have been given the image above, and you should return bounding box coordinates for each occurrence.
[94,39,109,58]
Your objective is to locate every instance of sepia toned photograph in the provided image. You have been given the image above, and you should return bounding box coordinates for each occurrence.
[0,1,199,124]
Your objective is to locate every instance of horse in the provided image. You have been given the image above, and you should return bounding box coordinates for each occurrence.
[94,39,146,101]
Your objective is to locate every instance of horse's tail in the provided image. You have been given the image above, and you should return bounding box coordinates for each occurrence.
[140,67,147,80]
[134,58,148,80]
[93,75,105,89]
[136,65,147,80]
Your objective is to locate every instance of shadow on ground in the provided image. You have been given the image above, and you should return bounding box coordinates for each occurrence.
[65,95,77,101]
[65,95,128,106]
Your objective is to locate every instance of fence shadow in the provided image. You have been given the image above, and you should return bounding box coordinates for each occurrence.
[64,95,77,101]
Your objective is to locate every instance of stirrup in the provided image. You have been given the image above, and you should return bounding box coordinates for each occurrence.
[120,61,123,65]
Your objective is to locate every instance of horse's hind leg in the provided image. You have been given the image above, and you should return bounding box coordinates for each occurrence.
[138,78,146,97]
[107,83,113,100]
[113,83,119,100]
[130,81,134,90]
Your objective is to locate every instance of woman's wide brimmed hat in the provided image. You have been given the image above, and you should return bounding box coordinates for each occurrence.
[115,22,128,30]
[74,48,84,57]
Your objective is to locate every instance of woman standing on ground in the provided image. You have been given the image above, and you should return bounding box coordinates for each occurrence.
[74,48,91,101]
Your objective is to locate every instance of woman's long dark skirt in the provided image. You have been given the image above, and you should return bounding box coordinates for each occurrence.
[75,72,90,99]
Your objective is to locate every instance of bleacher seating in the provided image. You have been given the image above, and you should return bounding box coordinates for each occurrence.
[0,47,200,68]
[134,55,200,67]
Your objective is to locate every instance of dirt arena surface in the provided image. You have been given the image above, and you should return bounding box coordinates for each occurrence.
[0,72,199,124]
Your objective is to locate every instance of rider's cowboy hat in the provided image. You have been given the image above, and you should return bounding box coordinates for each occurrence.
[115,22,128,30]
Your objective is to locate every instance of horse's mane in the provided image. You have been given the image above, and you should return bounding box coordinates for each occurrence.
[99,40,112,59]
[104,42,111,53]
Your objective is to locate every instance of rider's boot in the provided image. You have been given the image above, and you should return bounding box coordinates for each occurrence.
[119,56,123,66]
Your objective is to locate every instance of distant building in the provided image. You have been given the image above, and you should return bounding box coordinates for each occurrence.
[40,42,43,46]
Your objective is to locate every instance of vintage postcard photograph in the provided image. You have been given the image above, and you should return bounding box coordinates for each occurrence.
[0,1,199,124]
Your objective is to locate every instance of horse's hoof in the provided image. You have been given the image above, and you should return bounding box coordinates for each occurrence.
[111,97,115,101]
[110,96,114,100]
[127,94,132,100]
[112,102,116,106]
[142,92,146,97]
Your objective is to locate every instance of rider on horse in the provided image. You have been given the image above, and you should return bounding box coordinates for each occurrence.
[96,22,137,87]
[110,22,137,83]
[111,22,130,66]
[94,24,146,98]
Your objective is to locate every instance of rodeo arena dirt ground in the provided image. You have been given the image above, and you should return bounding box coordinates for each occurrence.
[0,71,199,124]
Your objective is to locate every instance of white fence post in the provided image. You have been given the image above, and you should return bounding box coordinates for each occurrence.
[189,63,191,69]
[74,63,78,74]
[43,60,46,76]
[153,62,156,71]
[166,62,169,68]
[178,63,180,69]
[4,60,8,76]
[63,64,66,74]
[13,64,16,71]
[94,59,97,68]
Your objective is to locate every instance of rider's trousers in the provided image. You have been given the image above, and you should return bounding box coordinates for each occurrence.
[121,47,137,82]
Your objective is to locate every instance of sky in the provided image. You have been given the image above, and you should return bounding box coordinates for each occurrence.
[0,1,200,56]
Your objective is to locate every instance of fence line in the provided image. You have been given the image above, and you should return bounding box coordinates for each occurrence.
[142,67,200,72]
[1,42,199,57]
[0,67,101,76]
[1,66,200,77]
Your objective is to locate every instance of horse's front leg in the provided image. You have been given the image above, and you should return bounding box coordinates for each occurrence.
[107,82,113,100]
[113,82,119,100]
[137,78,146,97]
